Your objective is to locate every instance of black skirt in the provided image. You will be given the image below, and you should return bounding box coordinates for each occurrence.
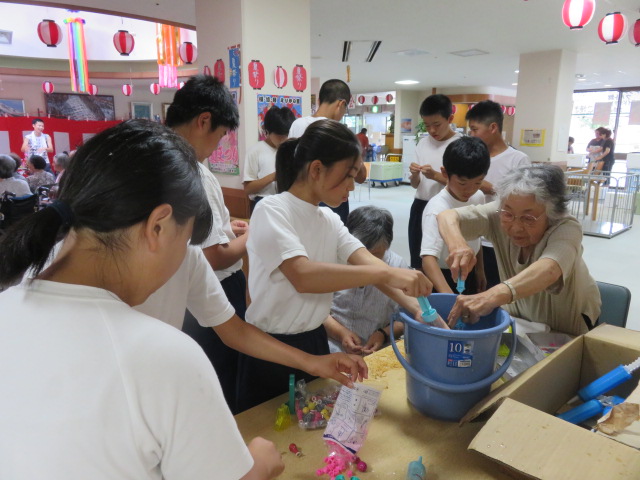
[235,324,330,413]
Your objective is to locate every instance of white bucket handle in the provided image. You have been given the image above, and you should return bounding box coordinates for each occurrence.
[389,315,517,394]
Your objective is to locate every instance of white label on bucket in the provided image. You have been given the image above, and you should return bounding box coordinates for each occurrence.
[447,340,474,368]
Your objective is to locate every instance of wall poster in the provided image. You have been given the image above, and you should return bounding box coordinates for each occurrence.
[257,94,302,140]
[228,45,241,88]
[519,129,545,147]
[207,129,239,175]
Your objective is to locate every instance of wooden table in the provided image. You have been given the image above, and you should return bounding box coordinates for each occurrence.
[234,345,512,479]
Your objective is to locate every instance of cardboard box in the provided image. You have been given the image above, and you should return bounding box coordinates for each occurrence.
[465,325,640,479]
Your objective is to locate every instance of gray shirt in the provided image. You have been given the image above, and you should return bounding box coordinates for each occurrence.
[0,177,32,197]
[329,249,409,353]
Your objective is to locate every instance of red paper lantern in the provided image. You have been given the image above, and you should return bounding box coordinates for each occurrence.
[214,59,225,83]
[113,30,135,56]
[629,19,640,46]
[561,0,595,30]
[274,66,287,89]
[248,60,265,90]
[203,65,211,76]
[451,104,457,114]
[506,106,516,116]
[42,81,54,94]
[598,12,627,45]
[501,105,507,114]
[386,94,394,103]
[122,84,132,96]
[37,19,63,47]
[178,81,185,89]
[469,103,476,110]
[292,64,307,92]
[88,84,98,96]
[178,41,197,64]
[150,83,160,95]
[358,95,365,105]
[371,95,379,105]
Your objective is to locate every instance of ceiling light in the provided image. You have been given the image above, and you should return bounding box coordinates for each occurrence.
[365,41,382,62]
[575,73,585,78]
[577,78,586,81]
[449,49,489,57]
[604,84,613,87]
[395,49,429,56]
[0,30,12,45]
[512,83,518,86]
[395,80,419,85]
[514,69,519,73]
[342,41,351,62]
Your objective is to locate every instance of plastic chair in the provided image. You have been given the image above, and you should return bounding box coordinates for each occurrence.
[596,281,631,328]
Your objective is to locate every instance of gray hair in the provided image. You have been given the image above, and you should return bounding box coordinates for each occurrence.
[346,205,394,250]
[0,154,15,179]
[496,164,568,223]
[54,153,71,170]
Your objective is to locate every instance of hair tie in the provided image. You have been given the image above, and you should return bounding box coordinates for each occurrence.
[49,200,75,227]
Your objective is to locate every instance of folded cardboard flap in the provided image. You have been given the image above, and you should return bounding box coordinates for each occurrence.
[462,325,640,424]
[470,398,640,479]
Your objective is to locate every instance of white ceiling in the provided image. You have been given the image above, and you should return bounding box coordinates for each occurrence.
[1,0,639,94]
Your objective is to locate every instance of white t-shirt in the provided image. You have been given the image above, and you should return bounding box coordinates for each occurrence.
[420,188,485,269]
[484,146,531,203]
[0,280,253,480]
[135,245,235,329]
[288,115,326,139]
[198,162,242,281]
[414,132,462,201]
[242,141,277,200]
[246,192,363,334]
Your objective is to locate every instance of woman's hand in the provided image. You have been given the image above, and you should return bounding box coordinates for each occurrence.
[446,291,500,327]
[305,353,368,388]
[413,309,450,329]
[385,267,433,297]
[242,437,284,480]
[446,244,477,283]
[362,330,385,355]
[340,330,363,355]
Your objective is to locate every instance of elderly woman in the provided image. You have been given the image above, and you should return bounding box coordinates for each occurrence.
[53,153,71,184]
[26,154,55,193]
[0,154,31,197]
[438,164,601,336]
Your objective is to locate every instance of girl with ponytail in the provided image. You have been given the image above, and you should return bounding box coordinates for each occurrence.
[0,120,278,479]
[237,119,438,410]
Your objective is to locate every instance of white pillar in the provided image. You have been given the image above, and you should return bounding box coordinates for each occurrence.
[194,0,311,189]
[512,49,577,164]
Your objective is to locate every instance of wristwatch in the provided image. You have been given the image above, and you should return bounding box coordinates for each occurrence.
[376,328,389,343]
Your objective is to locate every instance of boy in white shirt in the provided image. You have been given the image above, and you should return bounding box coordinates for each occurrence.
[465,100,531,289]
[408,94,462,269]
[421,136,490,294]
[243,106,296,213]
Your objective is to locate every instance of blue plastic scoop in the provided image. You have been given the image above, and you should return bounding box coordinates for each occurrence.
[454,275,466,330]
[417,296,439,323]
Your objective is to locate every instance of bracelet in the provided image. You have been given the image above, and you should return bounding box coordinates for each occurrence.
[502,280,517,304]
[376,328,389,343]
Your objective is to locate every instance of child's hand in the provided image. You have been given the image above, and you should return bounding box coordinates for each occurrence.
[231,219,249,236]
[307,353,368,388]
[420,164,437,179]
[413,310,450,330]
[409,162,421,174]
[243,437,284,480]
[341,330,363,355]
[386,267,433,298]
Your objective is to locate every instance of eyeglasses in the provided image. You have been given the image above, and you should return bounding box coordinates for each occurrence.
[497,209,545,227]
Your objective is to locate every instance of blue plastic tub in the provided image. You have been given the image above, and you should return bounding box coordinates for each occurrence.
[390,294,516,422]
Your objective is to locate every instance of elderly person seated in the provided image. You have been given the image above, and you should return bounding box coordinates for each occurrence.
[0,154,31,197]
[438,164,601,336]
[26,154,55,193]
[53,153,71,184]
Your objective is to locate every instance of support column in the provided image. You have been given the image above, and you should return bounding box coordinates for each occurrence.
[194,0,311,191]
[512,49,577,164]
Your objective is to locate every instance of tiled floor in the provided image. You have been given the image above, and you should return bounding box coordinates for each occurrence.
[351,182,639,332]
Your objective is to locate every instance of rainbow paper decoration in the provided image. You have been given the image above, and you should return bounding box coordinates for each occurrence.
[156,24,183,88]
[64,17,89,93]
